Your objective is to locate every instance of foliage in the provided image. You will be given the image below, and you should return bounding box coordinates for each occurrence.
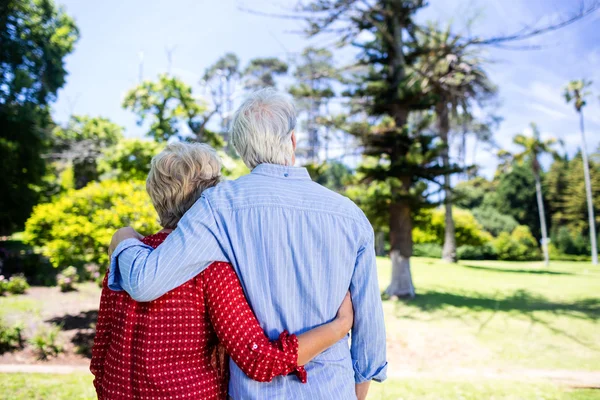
[457,244,498,260]
[413,208,492,247]
[51,115,124,188]
[551,226,589,256]
[494,226,541,261]
[98,138,164,181]
[56,266,78,292]
[412,243,442,258]
[5,274,29,295]
[0,0,79,235]
[305,161,352,192]
[471,207,519,237]
[0,319,23,353]
[487,164,541,239]
[0,275,7,296]
[123,74,221,147]
[453,177,494,209]
[244,57,288,91]
[30,325,62,359]
[23,180,160,273]
[345,178,391,235]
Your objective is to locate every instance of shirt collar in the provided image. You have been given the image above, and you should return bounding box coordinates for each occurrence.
[251,163,311,180]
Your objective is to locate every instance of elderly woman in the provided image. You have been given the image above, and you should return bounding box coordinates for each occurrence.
[91,142,353,400]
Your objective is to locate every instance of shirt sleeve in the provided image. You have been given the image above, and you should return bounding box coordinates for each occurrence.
[202,262,307,383]
[107,195,228,301]
[90,274,113,398]
[349,223,388,383]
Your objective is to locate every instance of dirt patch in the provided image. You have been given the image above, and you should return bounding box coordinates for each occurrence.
[0,284,101,366]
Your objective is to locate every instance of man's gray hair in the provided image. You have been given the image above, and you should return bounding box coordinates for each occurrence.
[231,88,297,169]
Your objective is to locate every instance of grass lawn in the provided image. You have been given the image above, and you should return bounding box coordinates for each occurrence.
[0,257,598,399]
[378,257,600,372]
[0,374,599,400]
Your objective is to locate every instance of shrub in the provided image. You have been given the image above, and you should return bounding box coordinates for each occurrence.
[30,325,63,360]
[413,208,492,247]
[24,180,161,274]
[0,275,7,296]
[413,243,443,258]
[471,207,519,237]
[552,226,589,256]
[457,244,498,260]
[494,226,541,261]
[56,266,78,292]
[0,319,24,353]
[5,274,29,295]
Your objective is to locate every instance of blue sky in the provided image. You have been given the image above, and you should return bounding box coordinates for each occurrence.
[53,0,600,176]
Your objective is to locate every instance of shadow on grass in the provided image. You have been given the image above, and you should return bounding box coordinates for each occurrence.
[46,310,97,359]
[461,264,575,276]
[398,289,600,320]
[391,289,600,350]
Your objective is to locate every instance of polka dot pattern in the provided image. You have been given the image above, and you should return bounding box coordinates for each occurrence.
[91,232,305,400]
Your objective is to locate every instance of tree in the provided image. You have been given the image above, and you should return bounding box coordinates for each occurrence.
[202,53,241,146]
[284,0,600,296]
[488,163,541,240]
[0,0,79,234]
[511,123,560,265]
[123,74,222,147]
[289,47,338,162]
[244,57,288,91]
[414,23,496,262]
[51,115,123,188]
[98,139,164,181]
[564,79,597,265]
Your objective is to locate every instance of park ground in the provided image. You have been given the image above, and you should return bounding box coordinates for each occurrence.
[0,257,599,399]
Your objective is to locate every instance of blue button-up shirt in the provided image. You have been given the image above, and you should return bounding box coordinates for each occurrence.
[109,163,387,399]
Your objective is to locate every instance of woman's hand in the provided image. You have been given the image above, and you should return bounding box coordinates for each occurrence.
[334,292,354,339]
[108,227,143,257]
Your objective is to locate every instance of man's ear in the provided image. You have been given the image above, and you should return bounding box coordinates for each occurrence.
[291,130,297,151]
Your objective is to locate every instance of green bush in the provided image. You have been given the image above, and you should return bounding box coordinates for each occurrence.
[494,226,542,261]
[413,208,492,247]
[457,244,498,260]
[56,266,78,292]
[6,274,29,295]
[471,207,519,237]
[30,325,63,360]
[552,226,589,256]
[24,180,161,274]
[0,275,7,296]
[413,243,442,258]
[0,319,24,353]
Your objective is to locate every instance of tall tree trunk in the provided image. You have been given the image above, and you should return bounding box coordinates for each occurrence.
[386,201,415,298]
[534,171,550,266]
[579,110,598,265]
[385,7,415,297]
[437,101,457,263]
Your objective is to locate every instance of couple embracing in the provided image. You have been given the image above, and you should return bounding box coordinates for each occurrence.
[91,89,387,400]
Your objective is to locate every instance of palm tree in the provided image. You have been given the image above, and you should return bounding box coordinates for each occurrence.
[512,123,560,266]
[414,24,497,263]
[564,79,597,265]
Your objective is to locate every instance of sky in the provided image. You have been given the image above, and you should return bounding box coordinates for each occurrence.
[52,0,600,177]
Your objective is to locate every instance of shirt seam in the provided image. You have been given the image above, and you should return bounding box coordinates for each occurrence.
[212,202,366,225]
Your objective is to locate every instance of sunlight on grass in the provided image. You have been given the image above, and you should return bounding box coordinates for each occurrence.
[368,378,600,400]
[377,257,600,371]
[0,373,95,400]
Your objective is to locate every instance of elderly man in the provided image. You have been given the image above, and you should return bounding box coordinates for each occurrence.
[108,88,387,400]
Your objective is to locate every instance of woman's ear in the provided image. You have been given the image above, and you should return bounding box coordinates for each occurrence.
[291,130,297,151]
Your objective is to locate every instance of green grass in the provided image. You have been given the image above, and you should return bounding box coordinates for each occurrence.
[369,378,600,400]
[378,257,600,371]
[0,373,96,400]
[0,374,598,400]
[0,257,598,399]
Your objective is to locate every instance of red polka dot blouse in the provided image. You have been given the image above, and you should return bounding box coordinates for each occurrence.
[91,231,306,400]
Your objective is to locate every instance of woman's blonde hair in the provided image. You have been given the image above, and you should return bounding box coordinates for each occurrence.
[146,142,222,229]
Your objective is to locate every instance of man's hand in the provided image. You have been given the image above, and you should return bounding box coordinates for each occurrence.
[108,227,143,257]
